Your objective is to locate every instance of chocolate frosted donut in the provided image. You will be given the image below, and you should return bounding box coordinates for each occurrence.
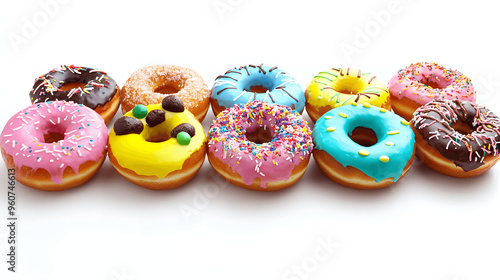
[29,65,120,124]
[412,99,500,177]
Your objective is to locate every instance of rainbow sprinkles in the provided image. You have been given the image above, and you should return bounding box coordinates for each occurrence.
[208,101,313,188]
[0,101,108,184]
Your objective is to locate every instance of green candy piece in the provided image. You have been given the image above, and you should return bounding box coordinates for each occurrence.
[132,105,148,119]
[176,131,191,145]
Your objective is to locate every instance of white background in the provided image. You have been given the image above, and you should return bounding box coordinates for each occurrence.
[1,0,499,279]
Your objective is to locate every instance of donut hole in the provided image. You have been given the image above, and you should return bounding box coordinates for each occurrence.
[246,126,273,144]
[335,76,365,94]
[349,127,378,147]
[146,132,171,143]
[420,76,452,89]
[421,80,442,89]
[451,121,473,135]
[43,132,65,143]
[244,78,274,94]
[155,83,182,95]
[59,82,87,91]
[249,85,269,93]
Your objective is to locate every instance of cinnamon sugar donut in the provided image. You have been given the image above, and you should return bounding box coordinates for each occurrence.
[120,65,210,122]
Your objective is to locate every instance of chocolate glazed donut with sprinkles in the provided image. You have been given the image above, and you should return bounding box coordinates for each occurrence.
[207,101,313,191]
[30,65,120,124]
[211,64,305,116]
[412,99,500,177]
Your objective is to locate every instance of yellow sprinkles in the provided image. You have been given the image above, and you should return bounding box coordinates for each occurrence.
[324,116,332,119]
[339,112,348,118]
[379,156,390,162]
[387,130,400,135]
[362,102,372,108]
[385,142,395,146]
[380,108,387,113]
[400,119,410,126]
[358,149,370,156]
[326,127,336,132]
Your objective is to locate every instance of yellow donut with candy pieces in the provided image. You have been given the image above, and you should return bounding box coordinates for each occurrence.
[108,95,207,190]
[305,67,391,122]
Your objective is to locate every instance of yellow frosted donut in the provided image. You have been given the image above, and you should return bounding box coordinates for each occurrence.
[305,67,391,122]
[108,95,207,190]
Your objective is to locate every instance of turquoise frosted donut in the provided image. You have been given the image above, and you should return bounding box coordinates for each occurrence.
[312,102,415,189]
[210,64,305,116]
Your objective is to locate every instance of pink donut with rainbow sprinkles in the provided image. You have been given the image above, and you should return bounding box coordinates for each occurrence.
[388,62,476,121]
[0,101,108,191]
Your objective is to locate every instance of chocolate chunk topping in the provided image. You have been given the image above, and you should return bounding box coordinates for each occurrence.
[171,123,195,138]
[145,109,165,127]
[162,95,184,112]
[114,116,144,136]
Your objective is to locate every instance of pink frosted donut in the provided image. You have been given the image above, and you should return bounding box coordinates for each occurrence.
[388,62,476,120]
[207,101,313,191]
[0,101,108,191]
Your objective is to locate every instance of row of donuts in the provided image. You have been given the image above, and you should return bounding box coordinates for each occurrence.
[1,63,499,191]
[25,63,475,124]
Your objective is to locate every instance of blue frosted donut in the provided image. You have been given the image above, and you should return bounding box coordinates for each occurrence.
[210,64,305,116]
[312,102,415,189]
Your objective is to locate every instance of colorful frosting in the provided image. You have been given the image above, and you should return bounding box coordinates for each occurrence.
[313,103,415,182]
[0,101,108,184]
[208,101,313,188]
[108,96,206,178]
[306,67,390,108]
[30,65,118,109]
[211,64,305,112]
[413,99,500,171]
[388,62,476,105]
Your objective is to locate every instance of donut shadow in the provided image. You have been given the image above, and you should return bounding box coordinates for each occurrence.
[411,157,495,195]
[106,108,123,129]
[16,167,106,208]
[304,159,398,202]
[95,160,211,204]
[214,156,399,213]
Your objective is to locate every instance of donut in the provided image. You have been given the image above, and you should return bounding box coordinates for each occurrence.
[305,67,390,123]
[120,65,210,122]
[412,99,500,177]
[29,65,120,124]
[211,64,305,117]
[388,62,476,121]
[0,101,108,191]
[312,102,415,189]
[108,95,207,190]
[207,101,313,191]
